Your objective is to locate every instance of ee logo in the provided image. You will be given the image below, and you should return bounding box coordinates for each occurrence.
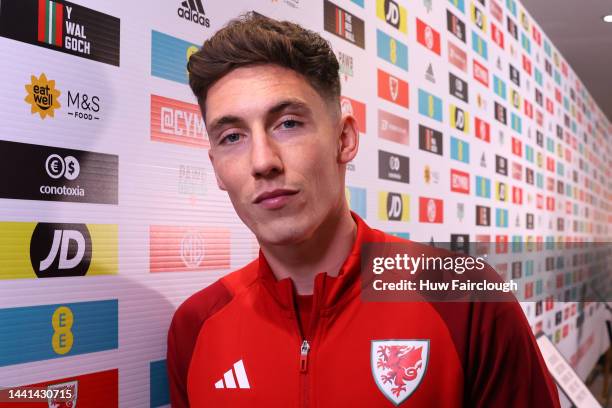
[186,45,199,74]
[389,38,397,64]
[52,306,74,355]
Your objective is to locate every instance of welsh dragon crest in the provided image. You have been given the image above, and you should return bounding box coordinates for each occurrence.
[371,340,429,405]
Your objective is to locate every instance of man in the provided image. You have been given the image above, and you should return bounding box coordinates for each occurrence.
[167,12,560,407]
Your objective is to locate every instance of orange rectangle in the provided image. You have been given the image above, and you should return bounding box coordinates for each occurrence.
[522,55,532,75]
[418,196,444,223]
[475,117,490,142]
[377,69,409,108]
[512,186,523,204]
[532,26,542,45]
[524,100,533,118]
[150,225,231,272]
[378,109,409,145]
[340,96,366,134]
[512,137,522,157]
[450,168,470,194]
[448,41,467,72]
[473,59,489,87]
[150,94,209,148]
[491,23,504,48]
[416,18,441,55]
[490,0,503,22]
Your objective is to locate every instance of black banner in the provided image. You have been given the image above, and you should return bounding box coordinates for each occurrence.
[449,73,468,103]
[0,0,120,66]
[418,124,443,156]
[378,150,409,184]
[0,140,118,204]
[446,10,465,42]
[324,0,365,49]
[494,102,507,125]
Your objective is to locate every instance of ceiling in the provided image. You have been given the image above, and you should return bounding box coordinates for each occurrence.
[520,0,612,123]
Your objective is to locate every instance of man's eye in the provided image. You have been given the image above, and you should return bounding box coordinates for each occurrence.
[221,133,241,144]
[281,119,300,129]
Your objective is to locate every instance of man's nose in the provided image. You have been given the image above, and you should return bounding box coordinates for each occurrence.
[250,128,283,178]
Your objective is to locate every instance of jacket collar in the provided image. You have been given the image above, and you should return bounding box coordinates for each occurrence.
[256,211,385,314]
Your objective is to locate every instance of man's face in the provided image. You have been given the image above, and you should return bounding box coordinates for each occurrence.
[205,64,356,246]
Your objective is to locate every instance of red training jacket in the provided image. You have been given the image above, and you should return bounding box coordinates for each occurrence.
[167,212,561,407]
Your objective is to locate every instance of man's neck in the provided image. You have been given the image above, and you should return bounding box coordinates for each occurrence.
[259,205,357,295]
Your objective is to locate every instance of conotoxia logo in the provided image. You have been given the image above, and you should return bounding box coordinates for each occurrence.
[151,94,209,148]
[24,73,61,119]
[150,225,230,272]
[0,140,118,204]
[0,221,117,280]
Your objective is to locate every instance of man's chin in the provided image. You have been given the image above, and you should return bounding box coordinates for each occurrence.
[256,230,307,247]
[253,222,312,247]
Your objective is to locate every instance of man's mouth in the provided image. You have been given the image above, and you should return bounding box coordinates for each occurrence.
[253,189,299,209]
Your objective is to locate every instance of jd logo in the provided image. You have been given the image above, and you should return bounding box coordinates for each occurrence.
[384,0,400,28]
[454,108,465,131]
[387,193,403,220]
[30,223,92,278]
[474,8,483,29]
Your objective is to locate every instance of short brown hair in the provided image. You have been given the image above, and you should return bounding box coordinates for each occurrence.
[187,12,341,119]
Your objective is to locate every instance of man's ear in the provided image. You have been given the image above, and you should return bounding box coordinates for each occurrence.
[337,113,359,164]
[208,149,227,191]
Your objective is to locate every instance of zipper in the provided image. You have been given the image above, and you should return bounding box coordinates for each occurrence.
[296,298,319,408]
[298,335,312,408]
[297,315,313,408]
[300,339,310,372]
[295,276,325,408]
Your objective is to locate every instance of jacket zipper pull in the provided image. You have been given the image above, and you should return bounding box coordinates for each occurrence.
[300,340,310,373]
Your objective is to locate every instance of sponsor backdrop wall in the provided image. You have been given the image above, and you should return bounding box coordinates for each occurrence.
[0,0,610,406]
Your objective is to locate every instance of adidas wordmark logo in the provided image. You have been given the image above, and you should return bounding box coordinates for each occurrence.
[214,360,250,389]
[177,0,211,27]
[181,0,204,14]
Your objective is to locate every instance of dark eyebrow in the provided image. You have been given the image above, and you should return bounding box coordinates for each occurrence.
[207,98,312,137]
[267,99,312,117]
[207,115,244,138]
